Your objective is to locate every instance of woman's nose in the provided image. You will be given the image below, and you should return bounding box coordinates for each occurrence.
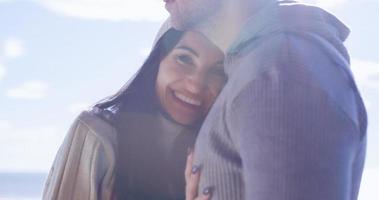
[185,72,207,94]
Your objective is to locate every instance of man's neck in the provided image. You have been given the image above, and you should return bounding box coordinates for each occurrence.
[193,0,269,53]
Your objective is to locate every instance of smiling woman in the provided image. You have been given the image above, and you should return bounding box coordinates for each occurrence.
[42,26,226,199]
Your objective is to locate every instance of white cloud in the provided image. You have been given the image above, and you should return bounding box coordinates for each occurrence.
[351,59,379,90]
[0,63,5,80]
[0,124,66,172]
[6,80,50,100]
[0,120,12,130]
[68,102,90,114]
[359,168,379,200]
[3,37,25,59]
[35,0,168,22]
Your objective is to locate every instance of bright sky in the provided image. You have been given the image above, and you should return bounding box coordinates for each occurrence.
[0,0,378,199]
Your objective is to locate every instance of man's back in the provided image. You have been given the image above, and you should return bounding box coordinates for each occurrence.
[192,2,367,200]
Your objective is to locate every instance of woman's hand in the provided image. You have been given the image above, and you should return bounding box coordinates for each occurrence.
[185,149,212,200]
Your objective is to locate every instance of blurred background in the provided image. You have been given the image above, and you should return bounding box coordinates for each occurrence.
[0,0,378,199]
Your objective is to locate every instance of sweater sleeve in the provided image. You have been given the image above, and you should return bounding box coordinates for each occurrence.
[42,113,116,200]
[227,34,365,200]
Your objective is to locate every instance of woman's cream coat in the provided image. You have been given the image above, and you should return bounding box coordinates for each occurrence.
[42,19,173,199]
[42,111,118,200]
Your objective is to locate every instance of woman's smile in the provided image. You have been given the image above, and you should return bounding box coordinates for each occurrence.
[166,86,203,120]
[173,91,202,107]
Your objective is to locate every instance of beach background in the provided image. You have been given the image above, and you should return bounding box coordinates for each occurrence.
[1,0,378,199]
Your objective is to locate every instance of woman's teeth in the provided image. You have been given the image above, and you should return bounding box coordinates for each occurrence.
[174,92,202,106]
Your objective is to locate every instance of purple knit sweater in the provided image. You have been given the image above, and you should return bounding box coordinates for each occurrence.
[192,2,367,200]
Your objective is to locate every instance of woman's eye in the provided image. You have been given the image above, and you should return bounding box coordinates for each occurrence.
[176,54,193,65]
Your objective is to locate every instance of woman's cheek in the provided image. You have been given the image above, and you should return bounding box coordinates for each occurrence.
[211,78,225,95]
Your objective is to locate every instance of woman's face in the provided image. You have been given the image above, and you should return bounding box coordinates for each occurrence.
[156,31,226,125]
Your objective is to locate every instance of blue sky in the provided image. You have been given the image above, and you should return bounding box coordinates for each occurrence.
[0,0,378,199]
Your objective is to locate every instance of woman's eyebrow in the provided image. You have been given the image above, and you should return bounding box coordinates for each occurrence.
[175,45,199,57]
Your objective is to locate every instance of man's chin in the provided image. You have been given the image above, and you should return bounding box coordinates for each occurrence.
[170,18,197,31]
[166,12,192,30]
[169,17,187,30]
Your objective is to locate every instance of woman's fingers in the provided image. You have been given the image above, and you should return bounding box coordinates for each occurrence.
[192,187,212,200]
[185,148,213,200]
[185,148,193,183]
[198,187,212,200]
[186,164,201,199]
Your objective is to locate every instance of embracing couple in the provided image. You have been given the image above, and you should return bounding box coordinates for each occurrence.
[43,0,367,199]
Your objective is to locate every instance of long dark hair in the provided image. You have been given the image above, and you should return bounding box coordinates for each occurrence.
[93,28,184,115]
[95,28,185,199]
